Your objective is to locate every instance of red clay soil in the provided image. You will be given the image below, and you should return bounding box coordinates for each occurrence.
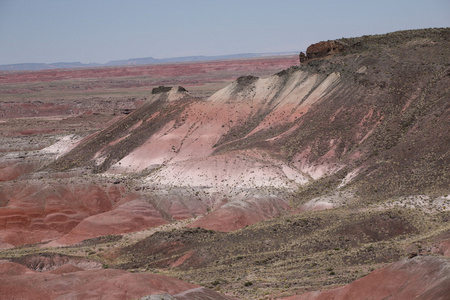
[0,102,77,119]
[432,238,450,257]
[283,256,450,300]
[187,206,261,232]
[0,161,38,181]
[440,240,450,257]
[0,261,231,300]
[55,199,168,245]
[0,182,144,247]
[188,197,291,232]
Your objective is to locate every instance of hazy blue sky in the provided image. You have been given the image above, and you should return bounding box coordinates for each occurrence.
[0,0,449,65]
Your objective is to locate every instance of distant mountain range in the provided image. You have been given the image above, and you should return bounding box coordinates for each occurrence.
[0,52,298,71]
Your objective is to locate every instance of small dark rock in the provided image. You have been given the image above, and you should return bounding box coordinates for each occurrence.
[151,86,172,94]
[299,51,307,63]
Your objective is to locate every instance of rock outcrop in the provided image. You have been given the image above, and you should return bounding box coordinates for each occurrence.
[306,40,346,59]
[299,51,307,63]
[300,40,346,63]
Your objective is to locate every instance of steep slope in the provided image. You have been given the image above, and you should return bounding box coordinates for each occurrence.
[47,71,342,232]
[280,28,450,201]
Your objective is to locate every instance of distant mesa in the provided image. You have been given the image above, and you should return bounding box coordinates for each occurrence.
[299,40,346,63]
[0,52,298,71]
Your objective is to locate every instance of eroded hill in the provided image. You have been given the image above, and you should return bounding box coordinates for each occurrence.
[44,28,450,233]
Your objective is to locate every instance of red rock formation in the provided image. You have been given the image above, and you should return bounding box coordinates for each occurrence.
[55,199,168,245]
[188,197,290,232]
[0,161,37,181]
[283,256,450,300]
[306,40,345,60]
[0,261,231,299]
[0,182,145,247]
[431,238,450,257]
[299,52,307,63]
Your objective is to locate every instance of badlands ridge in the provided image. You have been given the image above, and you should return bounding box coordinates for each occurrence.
[0,28,449,299]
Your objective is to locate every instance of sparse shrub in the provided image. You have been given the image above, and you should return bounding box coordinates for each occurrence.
[244,281,253,287]
[211,280,221,286]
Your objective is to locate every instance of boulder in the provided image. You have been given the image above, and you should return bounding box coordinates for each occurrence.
[306,40,346,60]
[299,52,307,63]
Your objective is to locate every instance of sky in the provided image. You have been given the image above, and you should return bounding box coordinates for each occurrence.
[0,0,449,65]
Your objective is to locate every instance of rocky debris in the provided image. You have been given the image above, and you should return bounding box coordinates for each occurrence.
[285,256,450,300]
[236,75,259,86]
[11,253,102,272]
[233,75,259,94]
[140,295,176,300]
